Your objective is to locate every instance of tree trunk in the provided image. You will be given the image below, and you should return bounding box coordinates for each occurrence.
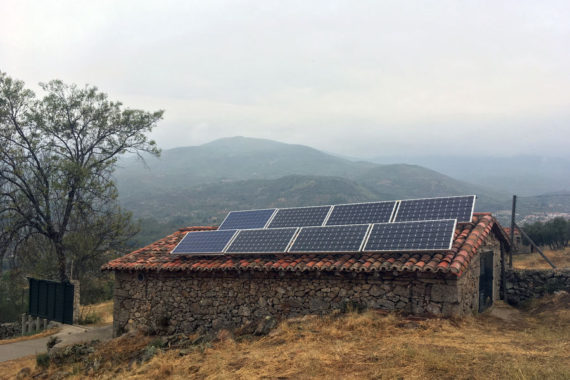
[54,241,69,282]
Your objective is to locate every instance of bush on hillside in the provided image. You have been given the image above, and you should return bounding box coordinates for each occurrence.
[523,217,570,250]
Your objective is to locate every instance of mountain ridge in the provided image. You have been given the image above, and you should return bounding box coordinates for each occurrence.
[115,137,567,247]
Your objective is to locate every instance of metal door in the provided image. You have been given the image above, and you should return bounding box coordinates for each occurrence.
[478,252,494,312]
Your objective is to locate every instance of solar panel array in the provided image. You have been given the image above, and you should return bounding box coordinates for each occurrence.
[226,228,298,253]
[171,195,476,255]
[394,195,475,223]
[171,230,237,255]
[325,201,396,226]
[267,206,331,228]
[289,224,369,253]
[218,209,276,230]
[364,219,456,252]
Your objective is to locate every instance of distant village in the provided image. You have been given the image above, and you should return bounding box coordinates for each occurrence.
[494,210,570,225]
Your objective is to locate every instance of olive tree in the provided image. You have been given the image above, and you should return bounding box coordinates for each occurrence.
[0,71,162,281]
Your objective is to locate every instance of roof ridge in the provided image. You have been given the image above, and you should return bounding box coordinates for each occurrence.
[178,226,217,232]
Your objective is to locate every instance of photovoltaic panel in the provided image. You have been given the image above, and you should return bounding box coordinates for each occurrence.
[218,208,276,230]
[364,219,456,252]
[289,224,370,253]
[225,228,298,253]
[267,206,331,228]
[171,230,237,255]
[325,201,396,226]
[394,195,475,223]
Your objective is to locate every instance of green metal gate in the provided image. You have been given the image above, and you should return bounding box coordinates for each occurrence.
[28,278,74,324]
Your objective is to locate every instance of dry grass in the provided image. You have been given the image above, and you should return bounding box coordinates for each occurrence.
[78,300,114,325]
[130,296,570,380]
[0,355,35,380]
[0,328,60,346]
[16,293,565,380]
[513,247,570,269]
[5,294,569,379]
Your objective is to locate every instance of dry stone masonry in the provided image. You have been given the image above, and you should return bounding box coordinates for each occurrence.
[113,264,488,337]
[105,213,508,337]
[505,269,570,305]
[0,322,21,339]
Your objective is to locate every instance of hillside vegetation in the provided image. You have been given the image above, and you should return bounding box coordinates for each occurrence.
[116,137,524,246]
[115,137,570,247]
[3,293,568,379]
[116,137,506,214]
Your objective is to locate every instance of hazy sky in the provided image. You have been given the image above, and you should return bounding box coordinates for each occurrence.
[1,1,569,157]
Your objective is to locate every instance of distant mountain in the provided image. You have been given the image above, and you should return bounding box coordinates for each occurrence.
[115,136,377,205]
[117,136,375,190]
[116,136,505,216]
[124,175,376,224]
[114,137,567,247]
[515,191,570,214]
[370,155,570,196]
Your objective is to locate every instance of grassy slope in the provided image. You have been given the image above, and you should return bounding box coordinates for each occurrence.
[513,247,570,269]
[4,294,569,379]
[130,297,570,380]
[77,301,114,326]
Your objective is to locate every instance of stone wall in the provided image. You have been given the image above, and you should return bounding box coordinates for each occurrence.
[505,269,570,305]
[113,269,476,337]
[0,322,21,340]
[455,232,503,313]
[111,233,504,337]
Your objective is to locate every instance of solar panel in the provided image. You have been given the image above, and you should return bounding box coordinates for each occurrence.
[267,206,331,228]
[364,219,456,252]
[225,228,298,253]
[218,208,276,230]
[325,201,396,226]
[289,224,370,253]
[394,195,475,223]
[171,229,237,255]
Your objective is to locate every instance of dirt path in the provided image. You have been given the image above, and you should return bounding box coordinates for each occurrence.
[0,324,112,363]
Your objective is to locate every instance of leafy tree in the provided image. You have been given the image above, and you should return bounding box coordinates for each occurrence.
[522,217,569,250]
[0,269,27,323]
[0,71,162,282]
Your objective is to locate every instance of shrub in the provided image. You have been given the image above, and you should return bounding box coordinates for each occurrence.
[36,352,50,368]
[47,335,61,350]
[77,306,102,325]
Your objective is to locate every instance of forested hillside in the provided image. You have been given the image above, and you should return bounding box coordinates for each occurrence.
[116,137,517,246]
[115,137,570,247]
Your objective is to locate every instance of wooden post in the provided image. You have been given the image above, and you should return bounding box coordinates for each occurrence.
[510,195,516,268]
[500,242,506,300]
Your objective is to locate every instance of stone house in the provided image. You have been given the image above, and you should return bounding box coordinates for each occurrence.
[503,226,530,254]
[102,213,511,337]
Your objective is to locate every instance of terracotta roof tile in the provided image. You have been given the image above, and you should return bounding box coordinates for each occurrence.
[102,213,510,278]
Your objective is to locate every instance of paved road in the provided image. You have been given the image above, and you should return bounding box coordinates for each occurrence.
[0,324,112,363]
